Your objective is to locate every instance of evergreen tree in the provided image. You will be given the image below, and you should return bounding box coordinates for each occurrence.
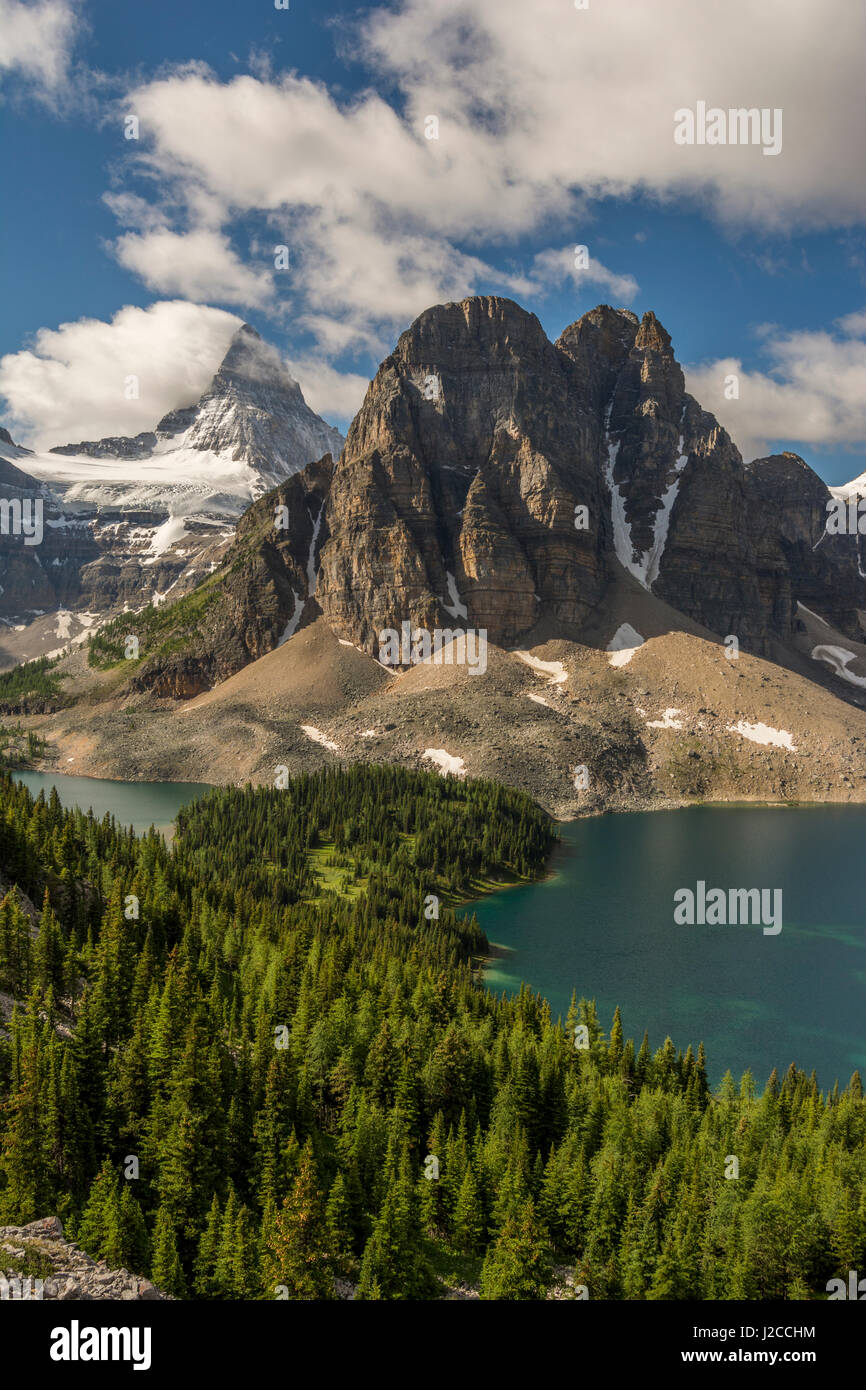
[151,1203,187,1297]
[479,1202,550,1300]
[262,1142,333,1299]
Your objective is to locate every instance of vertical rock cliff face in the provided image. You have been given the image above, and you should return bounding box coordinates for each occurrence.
[317,297,610,649]
[314,297,865,657]
[95,295,865,700]
[570,308,788,649]
[745,452,864,641]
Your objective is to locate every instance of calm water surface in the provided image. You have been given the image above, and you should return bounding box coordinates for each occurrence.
[13,779,865,1086]
[468,805,866,1088]
[13,771,212,843]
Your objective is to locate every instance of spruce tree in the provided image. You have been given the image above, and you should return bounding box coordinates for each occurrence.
[479,1201,550,1300]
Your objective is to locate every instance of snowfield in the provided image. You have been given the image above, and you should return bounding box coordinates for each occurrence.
[300,725,340,753]
[512,651,568,683]
[21,444,272,518]
[726,721,798,751]
[143,516,190,563]
[646,708,683,730]
[422,748,467,777]
[607,623,645,667]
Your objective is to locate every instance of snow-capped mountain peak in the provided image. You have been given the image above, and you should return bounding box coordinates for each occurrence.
[37,323,344,511]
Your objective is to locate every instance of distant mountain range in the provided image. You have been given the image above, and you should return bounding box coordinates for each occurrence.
[3,297,866,811]
[0,326,343,655]
[94,297,866,696]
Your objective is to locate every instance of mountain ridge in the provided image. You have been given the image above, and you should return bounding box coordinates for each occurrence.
[0,326,344,658]
[6,295,863,815]
[87,295,865,699]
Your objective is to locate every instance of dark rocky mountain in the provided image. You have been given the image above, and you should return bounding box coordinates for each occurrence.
[318,298,864,656]
[116,297,865,700]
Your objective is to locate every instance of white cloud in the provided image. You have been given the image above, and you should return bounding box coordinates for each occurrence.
[287,357,370,424]
[9,0,863,454]
[360,0,866,233]
[109,60,609,349]
[0,301,241,448]
[104,0,866,376]
[685,311,866,461]
[837,309,866,337]
[0,0,80,96]
[529,246,639,303]
[113,229,274,309]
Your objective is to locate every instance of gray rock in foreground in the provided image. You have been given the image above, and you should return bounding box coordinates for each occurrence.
[0,1216,171,1301]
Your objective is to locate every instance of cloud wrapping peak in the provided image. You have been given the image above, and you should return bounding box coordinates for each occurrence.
[0,301,242,449]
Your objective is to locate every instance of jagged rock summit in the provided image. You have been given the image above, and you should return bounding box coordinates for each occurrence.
[304,296,866,658]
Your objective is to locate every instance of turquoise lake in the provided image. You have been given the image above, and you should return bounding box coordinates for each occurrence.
[12,775,865,1088]
[13,771,212,843]
[469,805,866,1089]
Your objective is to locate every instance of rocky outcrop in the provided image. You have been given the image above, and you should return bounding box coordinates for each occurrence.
[51,433,157,460]
[745,452,864,640]
[0,1217,170,1300]
[128,454,335,696]
[313,296,865,660]
[318,296,609,649]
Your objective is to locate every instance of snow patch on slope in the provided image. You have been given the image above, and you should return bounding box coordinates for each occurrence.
[143,515,189,563]
[512,651,568,684]
[645,438,689,587]
[306,506,323,598]
[603,417,689,590]
[278,592,304,645]
[607,623,645,667]
[726,720,798,751]
[646,708,683,730]
[441,571,468,621]
[422,748,466,777]
[811,645,866,689]
[300,724,339,753]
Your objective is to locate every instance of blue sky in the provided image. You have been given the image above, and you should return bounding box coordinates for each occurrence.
[2,0,866,483]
